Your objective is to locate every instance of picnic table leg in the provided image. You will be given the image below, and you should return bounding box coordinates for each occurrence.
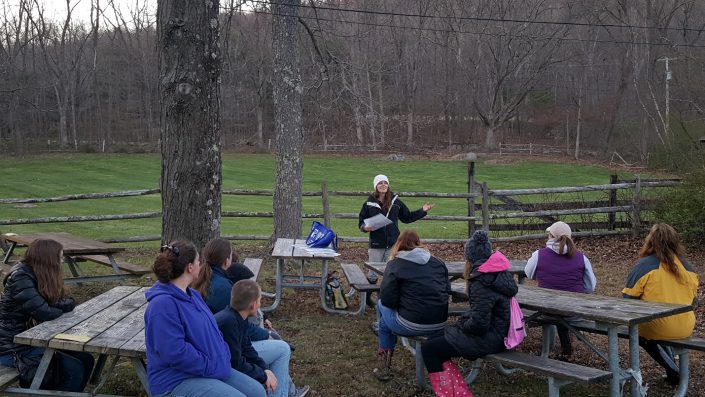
[672,347,689,397]
[628,325,645,397]
[261,258,283,313]
[89,354,108,385]
[414,339,428,390]
[131,357,152,397]
[29,348,56,389]
[541,324,556,358]
[607,327,620,397]
[90,355,119,395]
[64,256,81,277]
[2,241,17,264]
[106,254,121,274]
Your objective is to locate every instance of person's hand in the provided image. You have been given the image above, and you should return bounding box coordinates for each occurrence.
[264,369,278,392]
[363,225,375,232]
[264,319,273,330]
[56,297,76,312]
[423,202,435,212]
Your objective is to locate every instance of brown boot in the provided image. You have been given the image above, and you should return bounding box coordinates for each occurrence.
[373,349,393,381]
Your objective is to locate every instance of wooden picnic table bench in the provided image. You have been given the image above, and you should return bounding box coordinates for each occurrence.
[340,263,380,316]
[4,286,149,397]
[243,257,263,281]
[1,232,147,284]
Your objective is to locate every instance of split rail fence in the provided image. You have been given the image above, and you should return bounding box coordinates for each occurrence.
[0,175,680,244]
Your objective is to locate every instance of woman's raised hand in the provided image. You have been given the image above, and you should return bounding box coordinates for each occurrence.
[423,203,435,212]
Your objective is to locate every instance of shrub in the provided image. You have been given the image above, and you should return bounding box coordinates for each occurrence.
[654,170,705,243]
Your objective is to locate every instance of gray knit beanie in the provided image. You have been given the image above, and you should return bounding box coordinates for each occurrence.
[465,230,492,264]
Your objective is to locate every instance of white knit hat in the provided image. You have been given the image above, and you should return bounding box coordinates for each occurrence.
[546,221,572,238]
[373,174,389,190]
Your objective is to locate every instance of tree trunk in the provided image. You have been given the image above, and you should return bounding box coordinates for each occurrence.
[575,92,582,160]
[157,0,222,248]
[272,0,304,239]
[485,125,497,150]
[256,102,264,147]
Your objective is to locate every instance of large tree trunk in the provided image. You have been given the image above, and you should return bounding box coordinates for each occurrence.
[272,0,304,239]
[157,0,222,248]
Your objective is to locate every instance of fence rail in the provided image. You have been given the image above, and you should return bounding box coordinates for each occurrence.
[0,172,679,243]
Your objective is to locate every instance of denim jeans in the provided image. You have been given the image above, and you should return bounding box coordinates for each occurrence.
[377,301,441,350]
[366,248,390,283]
[154,368,265,397]
[252,339,291,397]
[0,348,94,392]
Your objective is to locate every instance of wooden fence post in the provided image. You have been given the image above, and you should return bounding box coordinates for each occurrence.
[321,181,331,227]
[608,174,617,230]
[467,153,477,237]
[632,175,642,237]
[481,182,490,232]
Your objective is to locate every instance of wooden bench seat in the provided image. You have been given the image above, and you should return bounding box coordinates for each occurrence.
[0,364,19,390]
[340,263,377,316]
[486,350,612,385]
[243,258,263,281]
[75,255,150,275]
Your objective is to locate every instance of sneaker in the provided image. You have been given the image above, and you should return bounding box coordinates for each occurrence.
[294,385,310,397]
[370,321,379,336]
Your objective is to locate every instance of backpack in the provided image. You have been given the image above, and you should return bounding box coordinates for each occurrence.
[325,271,348,310]
[306,221,338,249]
[504,297,525,349]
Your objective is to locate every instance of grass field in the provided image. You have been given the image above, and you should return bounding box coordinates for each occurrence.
[0,153,654,243]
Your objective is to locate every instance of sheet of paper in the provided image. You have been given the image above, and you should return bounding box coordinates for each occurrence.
[363,214,393,231]
[53,333,92,343]
[304,248,340,257]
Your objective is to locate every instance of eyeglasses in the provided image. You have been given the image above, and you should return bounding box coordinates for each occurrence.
[160,245,180,256]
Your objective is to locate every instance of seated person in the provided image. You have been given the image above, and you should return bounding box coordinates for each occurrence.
[215,280,309,397]
[524,221,596,357]
[623,223,699,385]
[373,229,450,381]
[420,230,518,396]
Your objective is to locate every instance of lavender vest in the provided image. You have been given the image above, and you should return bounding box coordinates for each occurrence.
[535,247,586,293]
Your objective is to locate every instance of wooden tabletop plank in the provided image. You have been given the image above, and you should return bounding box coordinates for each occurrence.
[47,287,147,351]
[2,232,124,254]
[271,238,339,259]
[14,286,141,347]
[85,300,148,356]
[451,283,692,326]
[365,260,526,277]
[119,328,146,358]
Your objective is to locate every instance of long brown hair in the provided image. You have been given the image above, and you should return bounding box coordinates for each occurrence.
[192,238,235,298]
[374,189,395,214]
[638,223,686,281]
[152,240,198,284]
[23,239,66,304]
[390,229,424,258]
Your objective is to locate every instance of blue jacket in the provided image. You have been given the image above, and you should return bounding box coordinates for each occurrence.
[144,282,232,395]
[204,266,270,342]
[214,307,268,383]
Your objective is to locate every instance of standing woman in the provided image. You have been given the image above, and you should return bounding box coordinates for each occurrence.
[623,223,699,385]
[144,240,264,397]
[420,230,518,396]
[358,174,434,305]
[524,221,597,357]
[373,230,449,381]
[0,239,94,392]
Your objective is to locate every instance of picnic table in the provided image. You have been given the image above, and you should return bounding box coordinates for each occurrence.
[454,283,693,397]
[6,285,149,396]
[364,259,527,284]
[1,232,148,284]
[268,238,356,315]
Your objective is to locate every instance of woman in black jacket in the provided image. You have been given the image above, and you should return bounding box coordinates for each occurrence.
[373,230,449,382]
[358,174,434,307]
[0,239,94,391]
[420,230,518,396]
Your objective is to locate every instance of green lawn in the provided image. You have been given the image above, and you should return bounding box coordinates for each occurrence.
[0,153,654,243]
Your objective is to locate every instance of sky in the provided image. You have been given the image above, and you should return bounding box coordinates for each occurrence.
[39,0,156,26]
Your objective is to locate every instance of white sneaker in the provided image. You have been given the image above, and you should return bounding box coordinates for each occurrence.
[295,385,310,397]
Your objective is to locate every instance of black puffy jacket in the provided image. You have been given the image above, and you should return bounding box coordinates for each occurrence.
[358,194,426,249]
[0,263,75,355]
[444,269,518,359]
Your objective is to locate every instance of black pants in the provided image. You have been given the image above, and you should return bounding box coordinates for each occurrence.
[640,339,679,381]
[54,350,95,392]
[421,333,462,373]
